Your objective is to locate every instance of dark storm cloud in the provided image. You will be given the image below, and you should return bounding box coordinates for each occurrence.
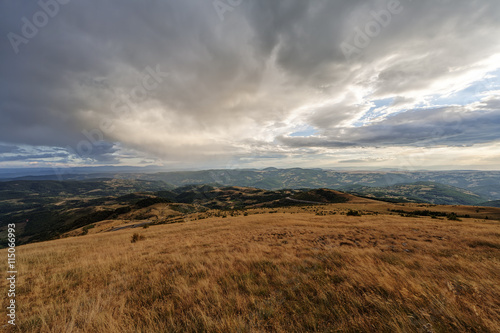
[280,105,500,148]
[0,152,69,162]
[0,144,22,154]
[66,140,120,164]
[1,0,500,166]
[0,143,71,162]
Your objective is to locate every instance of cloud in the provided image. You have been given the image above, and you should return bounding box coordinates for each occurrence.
[0,141,119,165]
[338,158,389,164]
[1,0,500,168]
[0,144,69,162]
[280,104,500,148]
[0,152,69,163]
[0,144,22,154]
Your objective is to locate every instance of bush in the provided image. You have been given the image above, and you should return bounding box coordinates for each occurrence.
[447,213,461,221]
[346,209,361,216]
[81,224,96,236]
[131,233,145,243]
[83,224,95,231]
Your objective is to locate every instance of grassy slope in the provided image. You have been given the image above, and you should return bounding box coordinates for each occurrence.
[2,203,500,332]
[1,178,494,247]
[0,179,175,244]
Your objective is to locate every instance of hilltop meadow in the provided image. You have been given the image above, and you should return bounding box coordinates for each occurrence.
[1,194,499,332]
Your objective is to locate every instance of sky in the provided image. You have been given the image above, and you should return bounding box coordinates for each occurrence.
[1,0,500,171]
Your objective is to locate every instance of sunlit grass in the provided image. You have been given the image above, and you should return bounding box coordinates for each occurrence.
[2,209,499,332]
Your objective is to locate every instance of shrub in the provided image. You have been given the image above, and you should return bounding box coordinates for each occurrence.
[81,224,96,235]
[131,233,145,243]
[447,213,461,221]
[346,209,361,216]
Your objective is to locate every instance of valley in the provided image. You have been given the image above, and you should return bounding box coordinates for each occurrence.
[1,173,499,332]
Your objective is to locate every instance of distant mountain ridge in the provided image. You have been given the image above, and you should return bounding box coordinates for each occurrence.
[478,200,500,208]
[344,181,486,206]
[2,168,499,201]
[140,169,500,200]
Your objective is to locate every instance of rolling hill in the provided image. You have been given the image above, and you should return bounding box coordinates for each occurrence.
[2,177,498,247]
[478,200,500,208]
[2,196,499,332]
[5,169,500,200]
[343,181,487,205]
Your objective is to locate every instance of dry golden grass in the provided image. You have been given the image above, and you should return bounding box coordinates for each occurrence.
[2,205,500,332]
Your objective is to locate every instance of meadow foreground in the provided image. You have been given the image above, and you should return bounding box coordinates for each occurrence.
[2,205,500,332]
